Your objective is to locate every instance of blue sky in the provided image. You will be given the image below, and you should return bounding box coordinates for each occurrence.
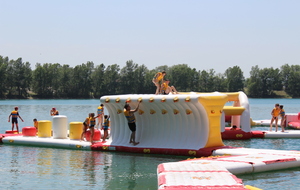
[1,0,299,77]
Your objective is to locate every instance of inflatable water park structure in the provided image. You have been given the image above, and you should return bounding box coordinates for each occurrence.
[1,91,251,155]
[3,91,300,153]
[3,91,300,189]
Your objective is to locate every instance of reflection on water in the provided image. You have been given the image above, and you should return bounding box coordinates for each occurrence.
[127,156,137,190]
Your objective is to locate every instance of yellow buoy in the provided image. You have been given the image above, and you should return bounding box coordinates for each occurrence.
[69,122,83,140]
[38,120,52,138]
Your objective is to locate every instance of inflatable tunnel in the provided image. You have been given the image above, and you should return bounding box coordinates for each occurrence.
[220,92,250,132]
[220,92,252,140]
[100,93,228,155]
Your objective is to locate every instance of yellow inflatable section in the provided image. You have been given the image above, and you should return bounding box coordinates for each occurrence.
[223,106,245,115]
[199,95,228,148]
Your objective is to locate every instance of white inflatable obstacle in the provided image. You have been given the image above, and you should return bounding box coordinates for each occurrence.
[100,92,229,151]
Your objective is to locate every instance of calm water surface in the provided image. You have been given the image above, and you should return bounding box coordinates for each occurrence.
[1,98,300,189]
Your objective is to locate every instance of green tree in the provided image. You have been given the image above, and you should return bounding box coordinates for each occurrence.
[92,63,105,97]
[246,65,261,97]
[224,66,244,92]
[214,73,227,92]
[119,60,138,94]
[71,62,94,98]
[0,56,9,98]
[170,64,194,92]
[199,69,217,92]
[58,64,73,98]
[6,58,32,98]
[134,64,149,94]
[282,64,300,97]
[247,66,282,97]
[32,63,54,98]
[102,64,121,95]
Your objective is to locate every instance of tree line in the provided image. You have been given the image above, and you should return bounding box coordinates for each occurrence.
[0,55,299,99]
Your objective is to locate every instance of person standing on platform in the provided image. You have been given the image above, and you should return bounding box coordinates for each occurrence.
[152,71,166,95]
[102,115,110,142]
[280,105,286,132]
[269,103,280,132]
[33,118,38,134]
[8,106,24,133]
[81,113,91,141]
[89,113,97,144]
[97,104,104,129]
[50,107,59,116]
[124,101,141,146]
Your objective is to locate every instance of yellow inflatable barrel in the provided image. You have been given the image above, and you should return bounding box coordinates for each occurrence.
[38,120,52,137]
[69,122,83,140]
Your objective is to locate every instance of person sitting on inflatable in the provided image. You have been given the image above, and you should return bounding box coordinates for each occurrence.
[161,79,178,95]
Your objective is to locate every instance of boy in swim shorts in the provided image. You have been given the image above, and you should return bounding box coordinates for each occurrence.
[102,115,110,142]
[124,101,141,146]
[8,106,24,133]
[89,113,97,144]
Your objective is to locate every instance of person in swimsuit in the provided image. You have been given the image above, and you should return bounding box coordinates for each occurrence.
[280,105,286,132]
[97,104,104,129]
[161,79,178,94]
[152,71,166,95]
[8,106,24,133]
[124,102,141,145]
[89,113,97,144]
[33,118,38,134]
[50,107,59,116]
[270,103,280,132]
[102,115,110,142]
[81,113,91,141]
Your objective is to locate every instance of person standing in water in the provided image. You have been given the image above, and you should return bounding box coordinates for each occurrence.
[8,106,24,133]
[50,107,59,116]
[124,101,141,145]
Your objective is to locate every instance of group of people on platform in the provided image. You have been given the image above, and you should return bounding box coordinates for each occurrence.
[80,104,110,144]
[8,107,60,134]
[270,103,286,132]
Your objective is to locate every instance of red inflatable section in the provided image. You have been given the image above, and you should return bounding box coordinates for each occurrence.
[225,115,231,122]
[5,130,19,134]
[22,127,36,136]
[90,143,233,157]
[287,121,300,130]
[222,127,252,140]
[86,129,101,141]
[298,112,300,120]
[251,130,265,138]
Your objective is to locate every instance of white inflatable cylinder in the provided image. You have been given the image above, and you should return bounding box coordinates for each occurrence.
[239,91,251,132]
[221,112,226,132]
[232,99,241,128]
[52,115,68,139]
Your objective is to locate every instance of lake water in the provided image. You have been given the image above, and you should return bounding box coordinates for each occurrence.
[1,98,300,189]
